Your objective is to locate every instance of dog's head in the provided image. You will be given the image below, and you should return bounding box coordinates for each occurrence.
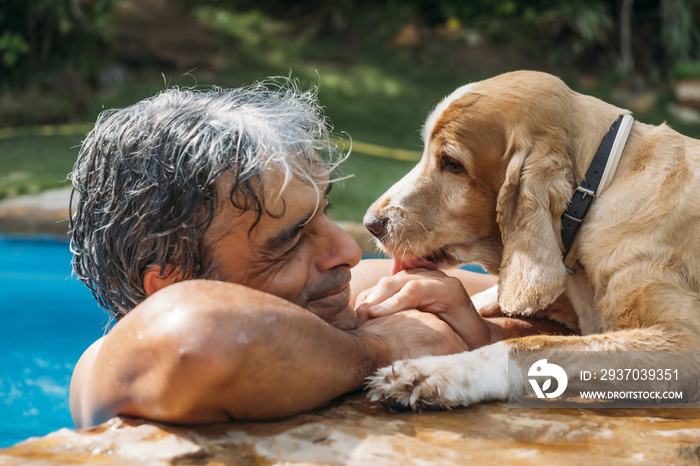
[364,71,624,314]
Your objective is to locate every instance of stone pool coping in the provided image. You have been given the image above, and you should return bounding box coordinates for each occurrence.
[0,187,74,237]
[1,393,699,465]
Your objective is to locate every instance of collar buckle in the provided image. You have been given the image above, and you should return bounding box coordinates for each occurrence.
[574,186,595,201]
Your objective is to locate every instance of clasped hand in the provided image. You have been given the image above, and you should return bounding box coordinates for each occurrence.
[355,268,493,350]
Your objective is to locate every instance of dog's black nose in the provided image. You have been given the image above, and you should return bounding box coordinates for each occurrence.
[365,216,387,239]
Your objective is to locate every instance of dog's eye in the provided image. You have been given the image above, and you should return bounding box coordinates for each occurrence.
[440,156,465,175]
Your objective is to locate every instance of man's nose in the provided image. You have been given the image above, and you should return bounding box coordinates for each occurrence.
[321,220,362,271]
[364,215,387,239]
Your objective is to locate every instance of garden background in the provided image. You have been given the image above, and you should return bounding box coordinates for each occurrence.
[1,0,700,223]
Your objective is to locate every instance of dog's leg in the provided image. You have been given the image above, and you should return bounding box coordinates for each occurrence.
[367,341,514,411]
[367,326,695,411]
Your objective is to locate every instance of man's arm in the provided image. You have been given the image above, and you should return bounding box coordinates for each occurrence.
[70,279,466,428]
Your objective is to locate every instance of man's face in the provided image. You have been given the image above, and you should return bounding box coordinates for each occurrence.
[205,170,363,329]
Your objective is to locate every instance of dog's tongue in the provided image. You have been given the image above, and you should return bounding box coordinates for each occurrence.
[391,257,438,275]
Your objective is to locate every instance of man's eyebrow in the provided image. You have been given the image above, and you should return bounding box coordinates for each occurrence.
[264,216,309,251]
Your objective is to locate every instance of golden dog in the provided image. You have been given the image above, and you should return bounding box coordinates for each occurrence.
[363,70,700,410]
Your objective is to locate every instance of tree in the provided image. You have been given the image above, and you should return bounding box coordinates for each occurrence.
[0,0,116,91]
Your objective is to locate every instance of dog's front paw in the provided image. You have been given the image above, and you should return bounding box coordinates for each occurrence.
[366,355,472,412]
[366,343,511,412]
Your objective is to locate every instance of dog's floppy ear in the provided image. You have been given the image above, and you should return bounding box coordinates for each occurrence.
[495,129,573,316]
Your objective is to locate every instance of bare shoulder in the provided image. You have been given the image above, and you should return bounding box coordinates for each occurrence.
[69,280,319,427]
[70,336,105,428]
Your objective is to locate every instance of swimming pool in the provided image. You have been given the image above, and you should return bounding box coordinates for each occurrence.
[0,235,110,448]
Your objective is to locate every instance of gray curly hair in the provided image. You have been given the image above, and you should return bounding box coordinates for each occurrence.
[70,78,346,319]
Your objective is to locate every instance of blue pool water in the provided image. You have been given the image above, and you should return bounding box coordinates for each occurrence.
[0,236,110,448]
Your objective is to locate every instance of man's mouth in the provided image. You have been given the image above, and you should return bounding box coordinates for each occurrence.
[307,284,351,306]
[305,283,353,327]
[311,284,347,299]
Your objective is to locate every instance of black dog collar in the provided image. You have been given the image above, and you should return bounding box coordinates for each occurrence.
[561,114,634,271]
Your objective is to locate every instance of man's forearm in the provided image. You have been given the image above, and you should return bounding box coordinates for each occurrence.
[216,306,382,420]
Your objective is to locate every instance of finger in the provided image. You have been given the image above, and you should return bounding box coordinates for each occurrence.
[355,270,445,309]
[354,289,370,308]
[356,298,407,318]
[354,275,408,308]
[354,304,371,324]
[368,281,437,317]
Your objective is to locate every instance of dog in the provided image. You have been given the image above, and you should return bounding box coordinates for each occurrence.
[362,70,700,410]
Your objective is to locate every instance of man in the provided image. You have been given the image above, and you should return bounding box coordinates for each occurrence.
[69,79,568,428]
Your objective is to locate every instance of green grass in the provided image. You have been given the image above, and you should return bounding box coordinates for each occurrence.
[0,134,82,198]
[329,152,417,222]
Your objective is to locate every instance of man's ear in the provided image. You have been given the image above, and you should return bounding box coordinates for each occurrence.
[143,265,184,297]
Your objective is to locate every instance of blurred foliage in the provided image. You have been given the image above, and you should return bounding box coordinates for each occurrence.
[671,60,700,80]
[0,0,116,91]
[662,0,700,63]
[181,0,700,81]
[2,0,699,93]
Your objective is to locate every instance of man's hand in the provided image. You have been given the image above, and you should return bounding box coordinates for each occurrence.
[355,269,474,318]
[353,309,469,368]
[355,268,493,350]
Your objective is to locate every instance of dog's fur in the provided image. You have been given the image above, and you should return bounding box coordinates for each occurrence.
[363,70,700,410]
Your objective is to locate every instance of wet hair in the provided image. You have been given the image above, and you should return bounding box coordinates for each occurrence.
[69,78,346,319]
